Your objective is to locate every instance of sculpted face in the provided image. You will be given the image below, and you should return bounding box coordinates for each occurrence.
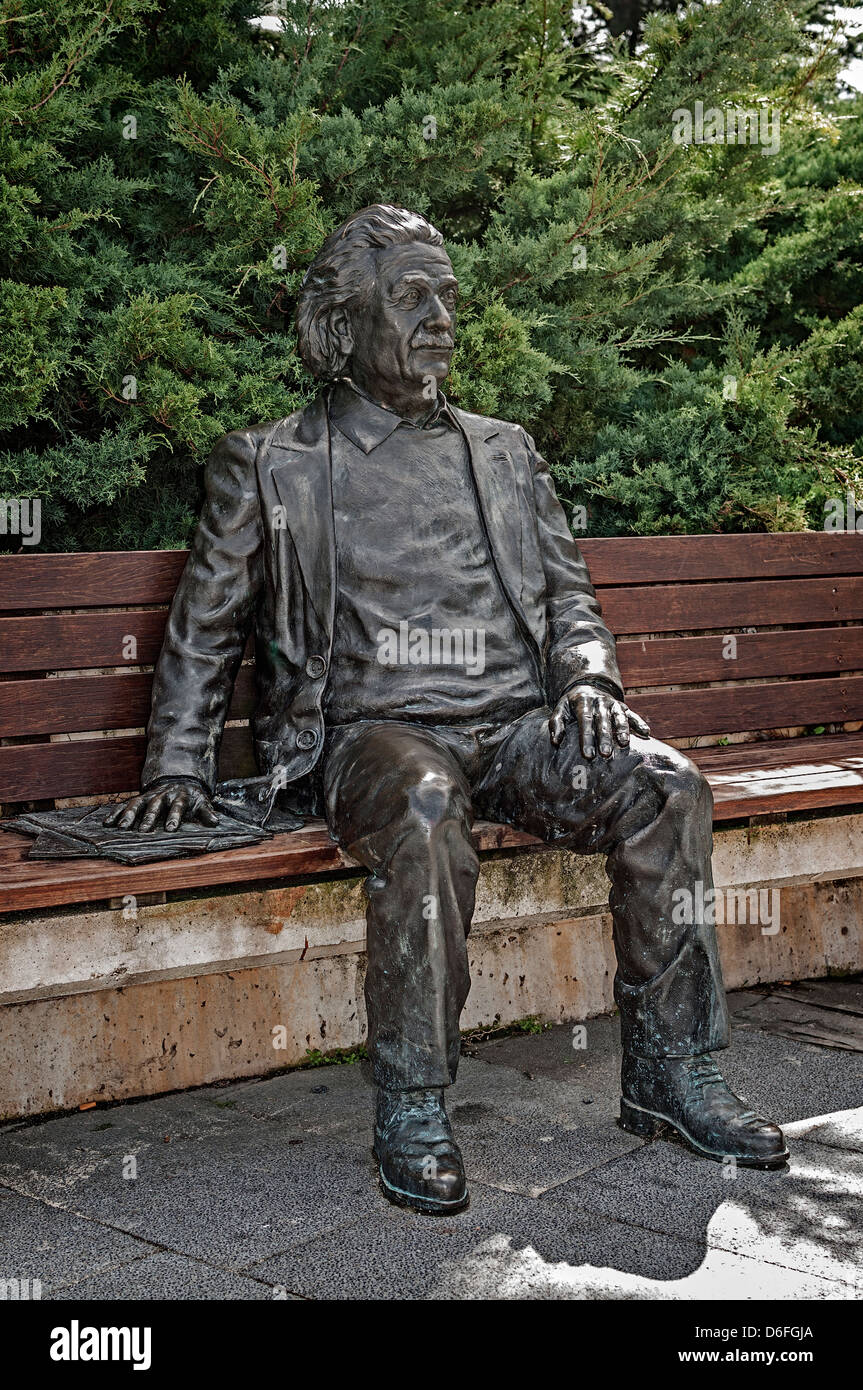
[346,242,458,420]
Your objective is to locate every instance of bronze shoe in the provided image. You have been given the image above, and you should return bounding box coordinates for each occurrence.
[373,1087,469,1214]
[620,1053,789,1170]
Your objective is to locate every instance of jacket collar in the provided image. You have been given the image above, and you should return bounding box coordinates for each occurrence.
[328,377,457,454]
[265,389,533,650]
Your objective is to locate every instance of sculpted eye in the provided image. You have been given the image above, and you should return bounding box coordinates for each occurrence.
[442,288,458,307]
[400,288,422,308]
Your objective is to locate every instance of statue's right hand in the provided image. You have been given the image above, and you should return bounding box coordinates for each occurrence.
[102,778,219,833]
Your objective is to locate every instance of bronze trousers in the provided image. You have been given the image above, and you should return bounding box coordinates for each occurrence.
[323,710,730,1091]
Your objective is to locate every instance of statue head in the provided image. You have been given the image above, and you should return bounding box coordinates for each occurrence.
[296,204,457,418]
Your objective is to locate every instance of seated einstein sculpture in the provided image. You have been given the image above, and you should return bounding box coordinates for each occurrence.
[108,205,788,1214]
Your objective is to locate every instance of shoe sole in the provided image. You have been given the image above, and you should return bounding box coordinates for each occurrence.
[373,1147,470,1216]
[619,1098,789,1170]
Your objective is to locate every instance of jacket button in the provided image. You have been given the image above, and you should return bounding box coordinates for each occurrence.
[305,655,327,679]
[296,729,318,750]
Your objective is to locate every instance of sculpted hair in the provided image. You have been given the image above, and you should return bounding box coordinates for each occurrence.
[296,204,444,380]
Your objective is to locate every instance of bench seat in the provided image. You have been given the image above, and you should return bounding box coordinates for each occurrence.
[2,732,863,914]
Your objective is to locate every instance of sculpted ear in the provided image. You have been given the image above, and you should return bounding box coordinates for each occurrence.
[320,306,354,376]
[331,307,354,357]
[297,299,355,379]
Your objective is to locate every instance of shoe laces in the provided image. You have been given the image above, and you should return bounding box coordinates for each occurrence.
[379,1088,444,1131]
[404,1089,445,1119]
[687,1059,759,1122]
[688,1057,726,1092]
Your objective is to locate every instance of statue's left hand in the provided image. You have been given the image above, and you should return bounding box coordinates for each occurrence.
[549,684,650,759]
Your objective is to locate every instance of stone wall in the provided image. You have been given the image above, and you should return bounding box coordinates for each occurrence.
[1,811,861,1119]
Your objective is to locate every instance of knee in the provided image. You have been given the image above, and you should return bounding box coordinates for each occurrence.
[404,768,471,834]
[640,740,712,810]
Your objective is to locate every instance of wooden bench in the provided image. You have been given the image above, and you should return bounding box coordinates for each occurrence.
[2,531,863,916]
[3,530,863,1118]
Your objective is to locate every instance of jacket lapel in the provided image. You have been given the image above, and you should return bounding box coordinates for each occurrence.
[268,392,336,639]
[455,408,530,634]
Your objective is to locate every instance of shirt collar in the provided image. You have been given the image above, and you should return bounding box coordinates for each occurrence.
[329,377,457,453]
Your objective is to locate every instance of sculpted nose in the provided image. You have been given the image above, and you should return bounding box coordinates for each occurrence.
[424,296,452,330]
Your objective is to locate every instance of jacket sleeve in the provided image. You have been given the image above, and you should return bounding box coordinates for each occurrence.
[525,429,625,704]
[141,428,265,792]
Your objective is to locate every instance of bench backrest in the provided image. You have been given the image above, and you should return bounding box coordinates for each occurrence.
[2,533,862,809]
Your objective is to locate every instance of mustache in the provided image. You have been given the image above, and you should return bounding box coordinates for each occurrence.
[411,336,455,350]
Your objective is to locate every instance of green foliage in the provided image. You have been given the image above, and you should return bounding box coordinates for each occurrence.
[302,1045,367,1068]
[1,0,861,547]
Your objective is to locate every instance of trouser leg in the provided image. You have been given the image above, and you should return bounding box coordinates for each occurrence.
[323,722,479,1090]
[473,710,729,1058]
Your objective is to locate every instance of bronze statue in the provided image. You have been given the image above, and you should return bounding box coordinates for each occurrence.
[107,206,788,1214]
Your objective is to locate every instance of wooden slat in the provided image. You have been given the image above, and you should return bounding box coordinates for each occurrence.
[708,769,863,820]
[616,627,863,686]
[0,667,257,738]
[580,533,863,585]
[0,612,254,674]
[0,551,186,611]
[0,726,257,803]
[0,611,169,673]
[690,731,863,819]
[0,819,538,915]
[692,732,863,770]
[4,613,862,690]
[4,685,863,800]
[0,823,354,913]
[12,666,860,743]
[633,675,863,739]
[600,577,863,634]
[2,534,861,614]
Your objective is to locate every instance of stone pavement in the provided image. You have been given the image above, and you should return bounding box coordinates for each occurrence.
[0,983,861,1301]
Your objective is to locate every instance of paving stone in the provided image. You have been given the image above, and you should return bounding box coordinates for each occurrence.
[51,1250,284,1300]
[457,1108,640,1195]
[469,1012,621,1092]
[1,1121,382,1268]
[0,1188,152,1293]
[425,1228,852,1301]
[212,1061,374,1147]
[454,1042,626,1131]
[0,1085,255,1170]
[785,1107,863,1152]
[714,1025,863,1123]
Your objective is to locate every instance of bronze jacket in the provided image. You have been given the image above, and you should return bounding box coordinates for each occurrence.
[141,389,624,798]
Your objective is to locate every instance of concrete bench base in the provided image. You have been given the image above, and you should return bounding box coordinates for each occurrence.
[2,811,862,1120]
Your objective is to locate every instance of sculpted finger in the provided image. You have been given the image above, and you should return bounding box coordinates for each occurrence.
[577,692,596,760]
[194,800,220,828]
[115,797,146,830]
[139,792,170,832]
[164,790,192,832]
[611,700,630,747]
[596,701,614,758]
[549,699,569,747]
[626,707,651,738]
[103,800,130,826]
